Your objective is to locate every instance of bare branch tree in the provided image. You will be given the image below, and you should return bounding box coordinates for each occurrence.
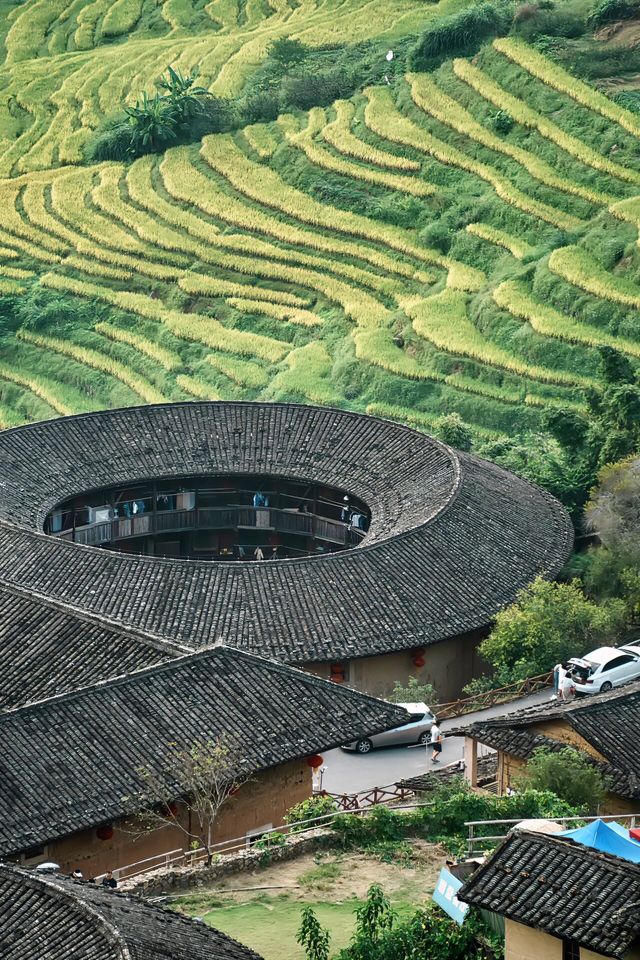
[130,734,251,865]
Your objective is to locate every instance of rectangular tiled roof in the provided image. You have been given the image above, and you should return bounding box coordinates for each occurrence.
[459,830,640,959]
[0,646,407,856]
[452,683,640,799]
[1,865,263,959]
[0,582,186,711]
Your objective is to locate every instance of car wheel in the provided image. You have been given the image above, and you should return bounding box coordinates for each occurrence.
[356,738,373,754]
[600,681,613,693]
[418,732,429,746]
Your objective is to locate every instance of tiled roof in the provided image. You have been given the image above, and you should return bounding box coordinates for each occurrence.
[453,683,640,799]
[0,582,187,711]
[459,830,640,959]
[0,646,407,856]
[0,864,262,959]
[0,402,573,663]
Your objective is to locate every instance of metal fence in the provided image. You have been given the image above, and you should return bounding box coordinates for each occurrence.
[464,812,640,857]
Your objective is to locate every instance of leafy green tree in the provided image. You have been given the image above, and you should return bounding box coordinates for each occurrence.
[479,576,626,681]
[297,906,330,960]
[477,433,588,516]
[268,36,308,71]
[388,674,439,707]
[433,412,472,451]
[515,746,606,813]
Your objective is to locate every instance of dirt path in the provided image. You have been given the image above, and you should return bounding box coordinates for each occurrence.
[182,841,445,906]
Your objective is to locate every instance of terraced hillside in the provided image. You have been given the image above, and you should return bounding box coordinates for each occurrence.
[0,9,639,461]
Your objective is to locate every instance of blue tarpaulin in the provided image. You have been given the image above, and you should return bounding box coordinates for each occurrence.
[560,819,640,863]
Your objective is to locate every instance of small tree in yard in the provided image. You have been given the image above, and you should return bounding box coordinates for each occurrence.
[133,735,249,865]
[388,674,439,706]
[515,746,606,813]
[297,906,330,960]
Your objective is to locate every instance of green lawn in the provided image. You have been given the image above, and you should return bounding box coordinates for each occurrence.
[197,897,415,959]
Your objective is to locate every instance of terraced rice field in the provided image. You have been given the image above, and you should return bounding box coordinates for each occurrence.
[1,5,640,444]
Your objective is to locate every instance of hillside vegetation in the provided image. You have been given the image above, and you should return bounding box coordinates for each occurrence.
[1,0,640,512]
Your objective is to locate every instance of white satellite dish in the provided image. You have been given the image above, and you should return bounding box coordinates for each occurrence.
[386,50,394,61]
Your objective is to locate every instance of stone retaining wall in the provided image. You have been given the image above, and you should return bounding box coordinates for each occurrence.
[129,829,333,897]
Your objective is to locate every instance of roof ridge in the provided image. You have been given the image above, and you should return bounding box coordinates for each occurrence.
[0,579,192,656]
[0,643,408,722]
[1,866,131,960]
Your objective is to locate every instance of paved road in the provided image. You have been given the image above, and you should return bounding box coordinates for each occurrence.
[321,689,552,795]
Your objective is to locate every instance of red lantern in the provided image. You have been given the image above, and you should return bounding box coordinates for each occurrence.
[411,648,426,668]
[330,663,344,674]
[413,656,426,668]
[306,755,324,769]
[166,802,178,818]
[96,824,113,841]
[330,662,345,683]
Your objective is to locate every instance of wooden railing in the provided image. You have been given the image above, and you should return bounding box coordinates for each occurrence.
[320,783,416,810]
[433,671,553,721]
[56,506,365,550]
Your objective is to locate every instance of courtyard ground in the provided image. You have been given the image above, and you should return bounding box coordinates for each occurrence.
[172,842,445,958]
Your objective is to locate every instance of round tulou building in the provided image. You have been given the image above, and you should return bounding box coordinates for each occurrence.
[0,402,573,700]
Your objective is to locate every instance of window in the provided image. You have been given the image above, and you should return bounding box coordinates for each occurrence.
[601,655,635,672]
[562,939,580,960]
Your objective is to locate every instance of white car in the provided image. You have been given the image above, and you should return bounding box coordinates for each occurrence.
[341,702,435,753]
[567,645,640,695]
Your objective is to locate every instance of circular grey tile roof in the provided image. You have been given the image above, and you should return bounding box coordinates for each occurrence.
[0,402,573,662]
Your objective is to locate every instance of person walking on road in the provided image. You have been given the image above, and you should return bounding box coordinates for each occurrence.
[430,718,443,763]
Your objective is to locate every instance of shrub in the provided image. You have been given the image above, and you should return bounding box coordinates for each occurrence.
[513,8,586,40]
[409,3,513,68]
[515,746,606,812]
[284,795,337,830]
[434,412,473,451]
[387,675,439,705]
[589,0,640,26]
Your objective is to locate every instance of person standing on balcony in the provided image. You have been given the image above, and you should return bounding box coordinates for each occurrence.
[254,546,264,561]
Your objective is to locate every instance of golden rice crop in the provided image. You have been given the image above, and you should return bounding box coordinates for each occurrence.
[0,266,34,279]
[40,272,290,362]
[548,245,640,308]
[243,123,279,158]
[0,185,68,254]
[50,168,149,256]
[409,73,613,206]
[366,401,503,440]
[200,249,393,328]
[132,153,429,293]
[178,274,311,307]
[0,248,19,260]
[493,279,640,358]
[95,322,182,370]
[176,374,222,400]
[404,288,590,386]
[18,328,167,403]
[164,145,433,282]
[466,223,534,260]
[353,327,445,381]
[0,279,26,294]
[199,136,470,278]
[453,58,640,187]
[364,86,583,232]
[205,353,269,388]
[227,296,322,327]
[286,107,436,197]
[323,100,420,171]
[266,342,341,405]
[494,37,640,139]
[0,361,75,415]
